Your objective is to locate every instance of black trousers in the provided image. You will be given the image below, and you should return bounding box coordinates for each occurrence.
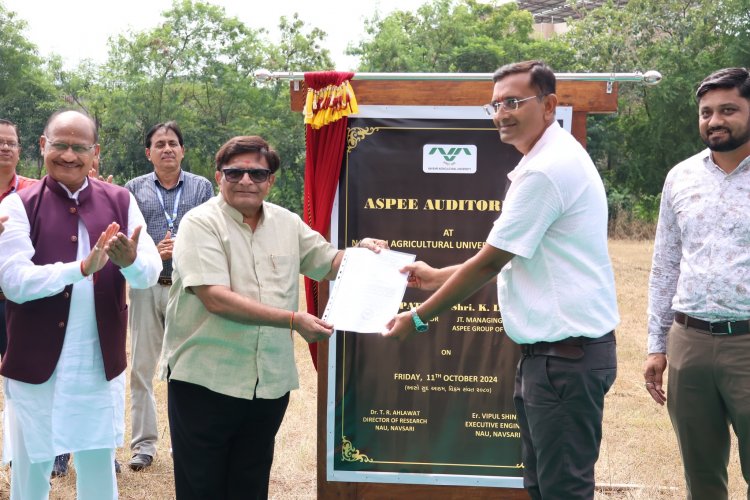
[514,335,617,500]
[168,379,290,500]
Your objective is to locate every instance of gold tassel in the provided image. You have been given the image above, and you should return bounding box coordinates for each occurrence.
[305,79,359,129]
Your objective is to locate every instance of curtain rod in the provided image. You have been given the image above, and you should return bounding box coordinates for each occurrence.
[254,70,663,86]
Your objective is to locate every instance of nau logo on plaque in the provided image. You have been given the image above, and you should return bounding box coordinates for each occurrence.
[423,144,477,174]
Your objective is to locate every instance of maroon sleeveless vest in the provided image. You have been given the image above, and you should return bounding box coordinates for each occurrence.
[2,176,130,383]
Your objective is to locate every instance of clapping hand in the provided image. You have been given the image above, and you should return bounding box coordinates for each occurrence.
[82,222,120,275]
[105,225,143,268]
[88,168,114,184]
[157,230,174,261]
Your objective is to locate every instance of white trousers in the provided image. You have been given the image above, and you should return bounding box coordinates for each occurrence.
[10,420,117,500]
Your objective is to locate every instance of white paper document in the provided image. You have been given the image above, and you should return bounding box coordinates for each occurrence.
[322,247,416,333]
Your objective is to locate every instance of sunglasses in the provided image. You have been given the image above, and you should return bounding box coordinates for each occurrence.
[222,168,272,183]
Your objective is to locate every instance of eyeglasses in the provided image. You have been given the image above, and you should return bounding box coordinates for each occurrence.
[0,140,19,148]
[222,167,272,183]
[483,95,543,115]
[44,136,96,155]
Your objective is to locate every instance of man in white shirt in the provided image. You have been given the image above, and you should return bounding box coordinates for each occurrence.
[644,67,750,499]
[385,60,619,500]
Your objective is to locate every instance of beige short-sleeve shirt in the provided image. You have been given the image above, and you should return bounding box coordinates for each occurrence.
[160,195,338,400]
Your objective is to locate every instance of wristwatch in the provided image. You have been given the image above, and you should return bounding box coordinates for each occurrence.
[410,307,429,333]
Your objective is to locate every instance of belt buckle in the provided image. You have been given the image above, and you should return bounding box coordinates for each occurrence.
[709,321,731,335]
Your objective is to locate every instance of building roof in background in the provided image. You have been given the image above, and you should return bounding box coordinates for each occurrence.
[517,0,629,23]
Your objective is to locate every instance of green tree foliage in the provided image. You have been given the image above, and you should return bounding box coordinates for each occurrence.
[65,1,333,213]
[97,0,276,181]
[3,0,749,218]
[350,0,575,72]
[249,13,334,211]
[266,13,333,71]
[0,2,57,176]
[1,0,332,214]
[566,0,750,201]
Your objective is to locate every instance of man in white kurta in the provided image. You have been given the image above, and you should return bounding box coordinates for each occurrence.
[0,110,160,500]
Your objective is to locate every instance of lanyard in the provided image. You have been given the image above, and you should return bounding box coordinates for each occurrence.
[155,183,183,235]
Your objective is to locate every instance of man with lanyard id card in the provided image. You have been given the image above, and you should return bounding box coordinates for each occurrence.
[124,121,213,471]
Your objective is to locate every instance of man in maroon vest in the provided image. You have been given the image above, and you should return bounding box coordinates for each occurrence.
[0,109,161,499]
[0,118,79,478]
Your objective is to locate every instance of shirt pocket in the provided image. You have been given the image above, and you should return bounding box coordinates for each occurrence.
[265,253,298,295]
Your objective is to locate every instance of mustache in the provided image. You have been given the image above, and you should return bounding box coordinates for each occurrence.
[707,126,730,134]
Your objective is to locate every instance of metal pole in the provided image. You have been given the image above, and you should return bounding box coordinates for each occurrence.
[254,70,662,86]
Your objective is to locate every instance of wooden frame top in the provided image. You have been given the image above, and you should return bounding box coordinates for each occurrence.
[289,79,617,114]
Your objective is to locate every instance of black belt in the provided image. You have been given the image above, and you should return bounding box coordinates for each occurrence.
[675,312,750,335]
[157,276,173,286]
[520,331,615,359]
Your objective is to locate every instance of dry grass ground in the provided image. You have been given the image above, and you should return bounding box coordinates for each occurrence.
[597,241,743,499]
[0,240,745,499]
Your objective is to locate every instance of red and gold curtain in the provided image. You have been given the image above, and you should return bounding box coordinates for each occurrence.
[302,71,358,369]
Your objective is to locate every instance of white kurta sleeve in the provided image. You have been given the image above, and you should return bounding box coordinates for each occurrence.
[0,194,84,303]
[118,192,161,289]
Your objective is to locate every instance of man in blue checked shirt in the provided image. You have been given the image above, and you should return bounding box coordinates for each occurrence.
[124,121,213,472]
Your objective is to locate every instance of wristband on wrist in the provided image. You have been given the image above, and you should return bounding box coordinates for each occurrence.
[410,307,429,333]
